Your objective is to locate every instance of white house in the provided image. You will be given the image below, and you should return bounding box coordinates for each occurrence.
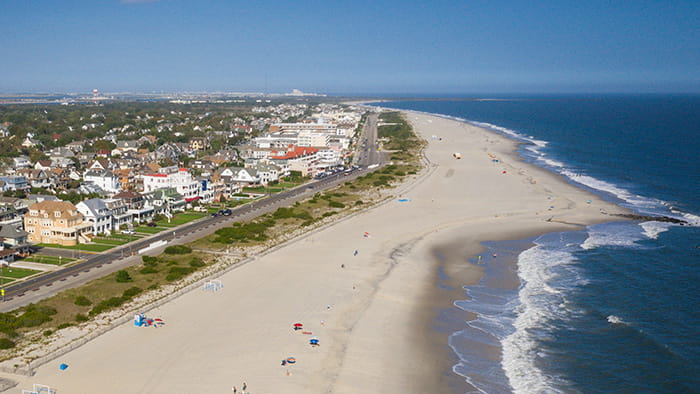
[250,163,280,185]
[142,168,201,202]
[219,167,261,186]
[12,156,32,169]
[84,170,121,194]
[103,198,131,231]
[76,198,112,235]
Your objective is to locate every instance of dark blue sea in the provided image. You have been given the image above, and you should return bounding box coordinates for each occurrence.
[372,95,700,393]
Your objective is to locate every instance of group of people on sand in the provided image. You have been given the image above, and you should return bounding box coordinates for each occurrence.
[232,382,246,393]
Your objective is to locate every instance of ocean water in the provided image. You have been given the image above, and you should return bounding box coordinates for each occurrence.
[372,95,700,393]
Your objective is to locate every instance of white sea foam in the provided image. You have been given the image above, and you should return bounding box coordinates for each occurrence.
[542,157,566,169]
[501,244,577,393]
[640,221,671,239]
[581,222,644,250]
[678,211,700,226]
[607,315,625,325]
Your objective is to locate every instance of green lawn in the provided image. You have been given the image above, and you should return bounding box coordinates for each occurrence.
[91,237,130,246]
[0,266,40,279]
[37,243,115,252]
[155,212,206,227]
[277,181,302,189]
[242,187,283,194]
[21,255,75,265]
[134,226,164,234]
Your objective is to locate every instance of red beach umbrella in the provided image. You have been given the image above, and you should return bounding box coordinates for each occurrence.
[293,323,303,327]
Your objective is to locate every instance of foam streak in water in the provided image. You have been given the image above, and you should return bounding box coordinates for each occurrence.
[502,243,577,393]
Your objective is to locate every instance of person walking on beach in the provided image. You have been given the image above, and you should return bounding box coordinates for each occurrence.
[232,386,237,393]
[242,382,247,392]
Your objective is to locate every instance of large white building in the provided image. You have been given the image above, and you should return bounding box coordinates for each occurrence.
[83,170,121,193]
[142,168,201,201]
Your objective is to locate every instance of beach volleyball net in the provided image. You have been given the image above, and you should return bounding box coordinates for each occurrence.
[22,384,56,394]
[202,279,223,292]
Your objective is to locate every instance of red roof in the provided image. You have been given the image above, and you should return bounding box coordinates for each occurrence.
[270,145,318,160]
[145,173,168,178]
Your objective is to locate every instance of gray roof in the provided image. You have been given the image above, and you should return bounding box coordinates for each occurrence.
[78,198,109,216]
[0,225,28,239]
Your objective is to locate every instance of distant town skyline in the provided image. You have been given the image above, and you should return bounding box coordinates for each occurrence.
[2,0,699,94]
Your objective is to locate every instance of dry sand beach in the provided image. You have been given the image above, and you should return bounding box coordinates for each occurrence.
[3,111,627,393]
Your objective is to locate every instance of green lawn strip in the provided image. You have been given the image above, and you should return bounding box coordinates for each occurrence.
[277,181,302,189]
[133,227,163,234]
[36,243,114,252]
[20,255,74,265]
[0,267,40,279]
[242,187,283,194]
[91,238,129,246]
[109,233,140,240]
[0,278,16,286]
[155,213,204,227]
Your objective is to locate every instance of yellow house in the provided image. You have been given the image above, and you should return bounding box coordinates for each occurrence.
[24,200,91,246]
[189,137,208,151]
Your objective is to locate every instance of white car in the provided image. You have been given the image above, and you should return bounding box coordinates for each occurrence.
[121,229,135,235]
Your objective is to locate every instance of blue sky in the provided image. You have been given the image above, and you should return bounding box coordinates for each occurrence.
[1,0,698,94]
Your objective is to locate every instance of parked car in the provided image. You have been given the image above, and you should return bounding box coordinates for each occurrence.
[223,209,232,216]
[146,222,158,227]
[121,229,135,235]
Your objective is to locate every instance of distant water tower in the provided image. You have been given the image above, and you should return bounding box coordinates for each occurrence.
[92,89,99,103]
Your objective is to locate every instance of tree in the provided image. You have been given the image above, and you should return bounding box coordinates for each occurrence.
[93,139,115,152]
[28,148,48,163]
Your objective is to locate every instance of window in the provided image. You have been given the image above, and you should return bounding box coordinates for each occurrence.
[55,211,61,217]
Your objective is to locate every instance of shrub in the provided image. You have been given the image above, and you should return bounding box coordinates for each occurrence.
[189,257,205,268]
[115,270,132,283]
[355,200,364,205]
[142,255,158,264]
[165,266,195,282]
[164,245,192,255]
[328,201,345,208]
[272,207,295,219]
[122,287,142,299]
[89,297,126,316]
[75,314,89,322]
[0,338,15,349]
[74,295,92,306]
[15,305,57,328]
[43,330,52,337]
[140,267,158,274]
[57,323,73,329]
[322,212,336,218]
[213,221,270,244]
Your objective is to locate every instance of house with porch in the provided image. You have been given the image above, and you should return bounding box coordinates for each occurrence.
[24,200,91,246]
[76,198,114,236]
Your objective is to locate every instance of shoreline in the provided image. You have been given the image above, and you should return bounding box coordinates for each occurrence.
[0,110,630,393]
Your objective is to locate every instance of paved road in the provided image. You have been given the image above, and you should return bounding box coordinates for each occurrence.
[0,117,385,312]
